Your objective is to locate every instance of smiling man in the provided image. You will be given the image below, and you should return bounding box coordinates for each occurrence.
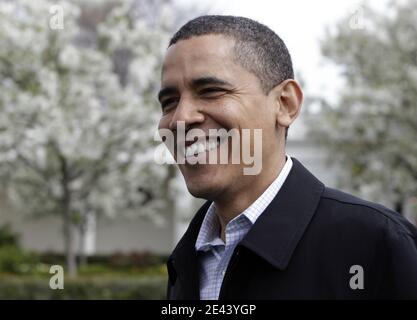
[158,15,417,299]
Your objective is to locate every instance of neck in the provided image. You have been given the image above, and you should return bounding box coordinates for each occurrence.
[215,153,287,241]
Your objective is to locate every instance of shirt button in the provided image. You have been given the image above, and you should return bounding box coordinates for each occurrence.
[222,270,226,276]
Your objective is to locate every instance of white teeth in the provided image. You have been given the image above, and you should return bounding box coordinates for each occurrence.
[185,144,194,157]
[185,143,198,157]
[197,143,205,154]
[184,138,221,157]
[208,141,217,151]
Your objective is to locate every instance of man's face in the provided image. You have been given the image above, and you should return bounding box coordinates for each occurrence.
[158,34,282,200]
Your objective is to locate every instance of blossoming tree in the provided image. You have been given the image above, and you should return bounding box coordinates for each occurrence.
[0,0,182,276]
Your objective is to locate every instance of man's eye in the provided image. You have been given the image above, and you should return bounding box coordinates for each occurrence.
[199,88,226,97]
[161,98,178,112]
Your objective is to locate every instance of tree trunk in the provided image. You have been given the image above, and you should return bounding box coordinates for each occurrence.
[78,222,88,268]
[63,210,77,277]
[60,154,78,277]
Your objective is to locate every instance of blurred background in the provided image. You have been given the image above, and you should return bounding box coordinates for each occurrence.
[0,0,416,299]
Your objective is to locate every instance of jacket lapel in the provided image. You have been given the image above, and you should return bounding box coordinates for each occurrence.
[240,158,325,270]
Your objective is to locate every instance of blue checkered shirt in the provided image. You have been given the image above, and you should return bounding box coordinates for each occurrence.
[195,156,293,300]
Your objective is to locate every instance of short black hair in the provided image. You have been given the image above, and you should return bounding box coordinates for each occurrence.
[169,15,294,94]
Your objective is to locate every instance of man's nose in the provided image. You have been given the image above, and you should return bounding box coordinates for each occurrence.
[168,97,205,131]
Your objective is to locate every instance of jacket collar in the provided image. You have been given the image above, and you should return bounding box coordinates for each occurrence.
[168,158,325,297]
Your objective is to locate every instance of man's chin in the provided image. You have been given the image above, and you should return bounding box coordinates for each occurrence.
[179,163,231,199]
[185,182,223,200]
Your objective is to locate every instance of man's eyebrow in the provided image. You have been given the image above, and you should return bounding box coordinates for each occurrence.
[191,76,233,88]
[158,86,179,103]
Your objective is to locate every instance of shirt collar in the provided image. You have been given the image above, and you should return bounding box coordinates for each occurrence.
[195,156,293,252]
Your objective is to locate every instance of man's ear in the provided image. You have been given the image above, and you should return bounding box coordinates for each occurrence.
[270,79,303,129]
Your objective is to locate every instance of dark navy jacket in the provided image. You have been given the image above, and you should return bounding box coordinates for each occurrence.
[166,158,417,299]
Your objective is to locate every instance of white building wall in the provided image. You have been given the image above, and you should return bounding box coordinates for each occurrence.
[0,190,176,255]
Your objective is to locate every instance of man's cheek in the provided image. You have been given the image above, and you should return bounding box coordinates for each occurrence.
[153,126,176,165]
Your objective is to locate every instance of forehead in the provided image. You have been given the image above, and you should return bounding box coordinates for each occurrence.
[161,34,242,86]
